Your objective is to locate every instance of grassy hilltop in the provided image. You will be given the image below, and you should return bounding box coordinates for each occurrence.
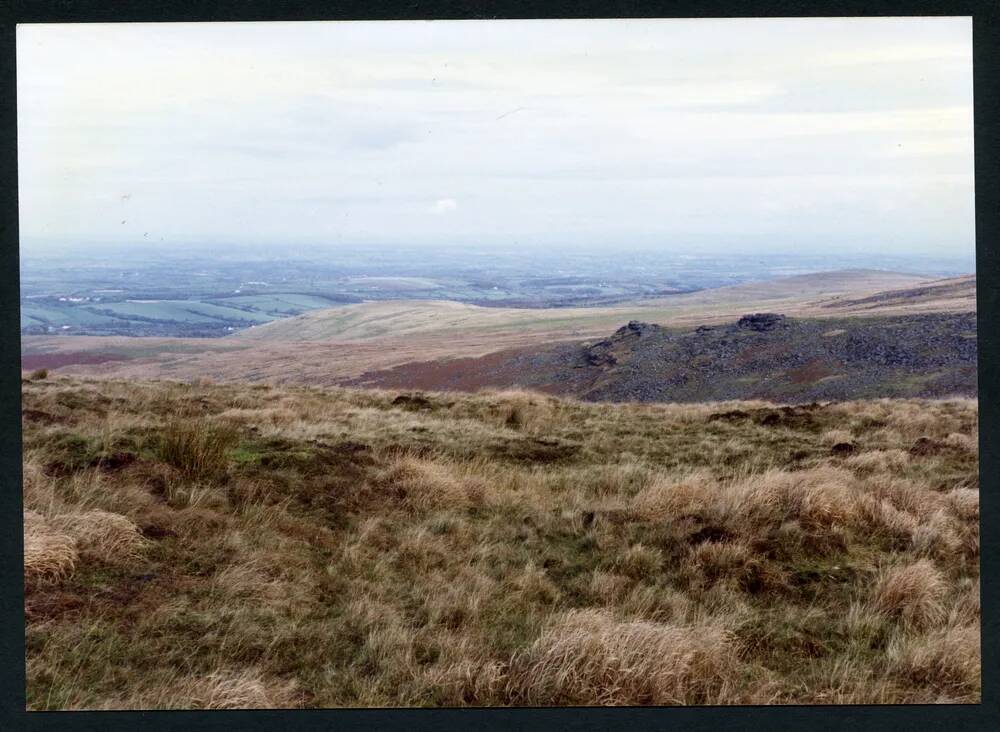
[22,375,980,708]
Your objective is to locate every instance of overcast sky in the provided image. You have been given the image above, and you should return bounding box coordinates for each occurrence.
[17,18,974,258]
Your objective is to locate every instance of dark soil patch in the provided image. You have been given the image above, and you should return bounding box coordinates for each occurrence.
[79,572,201,628]
[350,345,568,395]
[22,409,60,425]
[316,442,377,472]
[596,508,633,526]
[95,451,138,472]
[758,411,782,427]
[147,473,170,501]
[392,394,434,411]
[490,437,581,464]
[24,591,86,622]
[42,461,74,478]
[754,406,820,429]
[787,359,837,385]
[140,523,178,540]
[909,436,954,457]
[311,439,371,455]
[738,313,787,332]
[708,410,750,422]
[688,525,734,544]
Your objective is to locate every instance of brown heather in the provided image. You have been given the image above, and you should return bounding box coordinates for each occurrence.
[21,376,980,708]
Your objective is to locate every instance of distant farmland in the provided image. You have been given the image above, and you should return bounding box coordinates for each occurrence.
[21,271,976,389]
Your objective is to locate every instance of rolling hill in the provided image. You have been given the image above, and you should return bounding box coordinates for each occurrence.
[817,275,976,314]
[348,312,977,403]
[20,269,975,392]
[236,269,935,344]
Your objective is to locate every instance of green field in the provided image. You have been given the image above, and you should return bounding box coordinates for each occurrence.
[208,294,343,317]
[86,300,273,324]
[20,293,345,335]
[21,303,119,330]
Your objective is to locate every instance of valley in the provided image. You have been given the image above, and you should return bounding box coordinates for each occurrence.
[22,270,978,404]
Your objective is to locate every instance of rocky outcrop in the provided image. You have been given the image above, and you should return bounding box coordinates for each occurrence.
[353,311,978,405]
[615,321,664,338]
[737,313,787,332]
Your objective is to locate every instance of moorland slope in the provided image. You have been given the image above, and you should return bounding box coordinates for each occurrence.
[351,312,977,403]
[236,269,934,343]
[22,376,980,708]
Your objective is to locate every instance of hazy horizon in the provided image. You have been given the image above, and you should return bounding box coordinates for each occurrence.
[18,18,974,260]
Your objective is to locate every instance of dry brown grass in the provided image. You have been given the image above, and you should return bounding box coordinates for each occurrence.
[630,470,714,521]
[21,376,980,708]
[482,389,560,433]
[95,668,301,710]
[505,609,741,705]
[24,505,148,587]
[872,560,948,628]
[373,455,485,512]
[686,540,788,594]
[53,510,148,565]
[943,432,978,453]
[945,487,979,521]
[22,457,62,516]
[845,449,911,474]
[887,624,980,696]
[193,669,300,709]
[23,511,78,585]
[633,466,861,537]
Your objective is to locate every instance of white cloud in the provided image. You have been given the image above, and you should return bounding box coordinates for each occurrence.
[16,17,973,258]
[429,198,458,214]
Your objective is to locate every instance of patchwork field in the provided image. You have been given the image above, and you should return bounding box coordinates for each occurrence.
[20,293,353,337]
[22,375,980,708]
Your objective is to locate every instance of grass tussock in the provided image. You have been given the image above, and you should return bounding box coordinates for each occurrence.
[24,506,149,587]
[156,419,239,480]
[505,609,741,706]
[887,624,980,696]
[21,377,979,708]
[53,510,149,565]
[373,455,485,512]
[872,560,947,628]
[24,511,78,585]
